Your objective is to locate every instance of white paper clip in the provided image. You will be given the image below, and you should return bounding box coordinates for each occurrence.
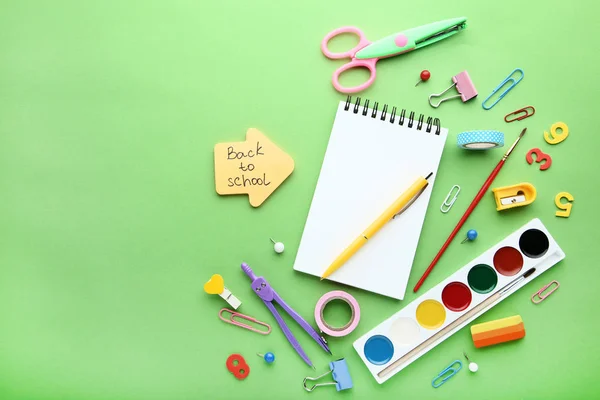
[204,274,242,309]
[441,185,460,213]
[303,359,353,392]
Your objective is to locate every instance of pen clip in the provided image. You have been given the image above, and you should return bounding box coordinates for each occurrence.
[392,183,429,220]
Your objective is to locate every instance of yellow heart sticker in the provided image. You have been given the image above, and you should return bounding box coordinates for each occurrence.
[204,274,225,295]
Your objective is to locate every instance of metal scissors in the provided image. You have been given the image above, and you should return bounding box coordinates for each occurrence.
[241,262,331,367]
[320,17,467,94]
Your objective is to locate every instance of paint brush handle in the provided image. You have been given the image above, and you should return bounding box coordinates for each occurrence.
[413,160,505,293]
[378,291,502,379]
[381,267,534,379]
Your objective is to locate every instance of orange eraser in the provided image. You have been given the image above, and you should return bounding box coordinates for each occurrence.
[471,315,525,348]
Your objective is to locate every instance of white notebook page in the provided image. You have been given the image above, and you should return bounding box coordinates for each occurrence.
[293,100,448,300]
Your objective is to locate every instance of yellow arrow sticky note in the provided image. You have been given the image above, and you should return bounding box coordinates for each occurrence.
[214,128,294,207]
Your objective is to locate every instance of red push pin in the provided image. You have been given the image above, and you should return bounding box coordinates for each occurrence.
[415,70,431,86]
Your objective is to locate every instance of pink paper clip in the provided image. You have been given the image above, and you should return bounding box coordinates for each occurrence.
[531,280,560,304]
[428,70,478,108]
[219,308,272,335]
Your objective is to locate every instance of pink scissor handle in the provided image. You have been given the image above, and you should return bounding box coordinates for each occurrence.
[321,26,371,59]
[332,59,377,93]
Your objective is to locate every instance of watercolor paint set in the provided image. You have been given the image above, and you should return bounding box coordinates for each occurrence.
[353,218,565,384]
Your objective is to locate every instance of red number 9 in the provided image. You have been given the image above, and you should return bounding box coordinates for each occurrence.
[226,354,250,380]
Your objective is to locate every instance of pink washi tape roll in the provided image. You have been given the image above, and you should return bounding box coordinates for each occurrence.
[314,290,361,337]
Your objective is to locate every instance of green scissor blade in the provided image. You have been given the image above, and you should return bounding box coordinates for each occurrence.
[356,17,467,59]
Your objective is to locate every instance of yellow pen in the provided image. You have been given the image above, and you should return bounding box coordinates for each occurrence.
[320,173,433,280]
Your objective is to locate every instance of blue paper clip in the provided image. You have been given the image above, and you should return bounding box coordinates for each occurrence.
[303,359,353,392]
[432,360,462,388]
[482,68,524,110]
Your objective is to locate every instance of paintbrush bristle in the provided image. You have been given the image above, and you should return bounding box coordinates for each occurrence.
[504,128,527,158]
[523,267,536,278]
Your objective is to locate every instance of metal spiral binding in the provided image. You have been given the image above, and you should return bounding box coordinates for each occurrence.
[343,96,441,135]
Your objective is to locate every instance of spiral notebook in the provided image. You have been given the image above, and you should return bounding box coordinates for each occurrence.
[293,97,449,300]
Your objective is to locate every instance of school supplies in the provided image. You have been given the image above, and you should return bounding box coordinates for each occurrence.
[428,71,478,108]
[256,352,276,364]
[492,183,537,211]
[241,263,331,367]
[461,229,477,244]
[555,192,574,217]
[482,68,524,110]
[321,18,466,93]
[270,238,285,254]
[218,309,271,335]
[457,130,504,150]
[526,148,552,170]
[413,128,527,293]
[532,280,559,304]
[505,106,535,123]
[226,354,250,380]
[432,360,462,388]
[544,122,569,144]
[205,274,242,309]
[463,352,479,372]
[353,218,565,384]
[320,173,433,280]
[471,315,526,348]
[303,359,353,392]
[214,128,294,207]
[441,185,460,213]
[415,70,431,86]
[294,97,449,299]
[314,290,360,337]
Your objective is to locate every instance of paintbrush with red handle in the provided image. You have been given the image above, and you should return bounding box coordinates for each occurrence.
[413,128,527,293]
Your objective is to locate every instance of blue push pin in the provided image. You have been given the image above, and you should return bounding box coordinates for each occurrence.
[461,229,478,244]
[257,352,275,364]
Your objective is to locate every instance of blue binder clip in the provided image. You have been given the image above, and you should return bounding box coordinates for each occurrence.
[303,359,353,392]
[482,68,524,110]
[432,360,462,388]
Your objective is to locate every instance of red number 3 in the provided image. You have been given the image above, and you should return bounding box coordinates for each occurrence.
[526,148,552,171]
[226,354,250,380]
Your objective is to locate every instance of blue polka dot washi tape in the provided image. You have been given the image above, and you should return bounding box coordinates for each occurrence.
[457,130,504,150]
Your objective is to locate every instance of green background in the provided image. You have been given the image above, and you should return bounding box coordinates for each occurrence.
[0,0,597,398]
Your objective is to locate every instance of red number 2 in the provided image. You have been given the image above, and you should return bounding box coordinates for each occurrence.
[526,148,552,171]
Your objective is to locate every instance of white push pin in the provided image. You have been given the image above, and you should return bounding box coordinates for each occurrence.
[270,238,285,254]
[464,352,478,373]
